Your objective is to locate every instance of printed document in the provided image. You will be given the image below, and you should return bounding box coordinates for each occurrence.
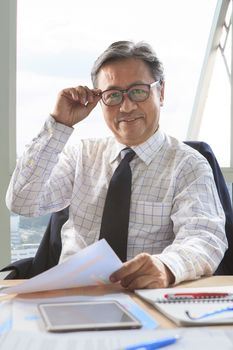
[1,328,233,350]
[2,239,122,295]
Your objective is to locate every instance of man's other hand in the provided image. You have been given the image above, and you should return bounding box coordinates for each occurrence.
[110,253,175,290]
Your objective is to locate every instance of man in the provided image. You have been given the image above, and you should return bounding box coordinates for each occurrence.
[6,41,227,290]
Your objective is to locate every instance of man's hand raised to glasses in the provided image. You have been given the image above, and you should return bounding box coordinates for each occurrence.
[51,86,102,127]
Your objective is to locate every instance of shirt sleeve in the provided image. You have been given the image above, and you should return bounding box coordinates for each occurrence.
[6,115,76,216]
[155,154,227,284]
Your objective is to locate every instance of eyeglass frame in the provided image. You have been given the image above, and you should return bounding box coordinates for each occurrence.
[98,80,161,106]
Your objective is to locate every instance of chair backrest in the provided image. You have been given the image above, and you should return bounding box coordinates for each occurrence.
[2,141,233,278]
[2,207,68,279]
[184,141,233,275]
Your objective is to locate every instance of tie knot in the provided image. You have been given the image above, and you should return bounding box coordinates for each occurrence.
[121,148,135,163]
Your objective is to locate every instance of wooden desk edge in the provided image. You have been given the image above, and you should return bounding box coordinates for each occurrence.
[1,275,233,329]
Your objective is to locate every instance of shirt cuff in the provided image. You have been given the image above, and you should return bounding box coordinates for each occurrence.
[47,115,74,139]
[32,115,74,153]
[155,252,197,286]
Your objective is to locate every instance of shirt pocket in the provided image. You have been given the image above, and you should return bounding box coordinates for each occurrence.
[130,200,173,238]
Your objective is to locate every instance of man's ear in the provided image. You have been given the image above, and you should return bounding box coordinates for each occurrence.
[160,81,165,106]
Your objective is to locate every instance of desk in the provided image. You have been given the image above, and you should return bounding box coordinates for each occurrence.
[1,275,233,329]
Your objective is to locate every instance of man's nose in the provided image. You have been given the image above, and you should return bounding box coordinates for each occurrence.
[119,93,137,113]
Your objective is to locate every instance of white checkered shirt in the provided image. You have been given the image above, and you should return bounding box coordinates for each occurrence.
[6,116,227,284]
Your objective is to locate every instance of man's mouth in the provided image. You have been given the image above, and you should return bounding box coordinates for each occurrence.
[118,115,143,123]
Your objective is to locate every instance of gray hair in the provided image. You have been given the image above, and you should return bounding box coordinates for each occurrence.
[91,40,165,88]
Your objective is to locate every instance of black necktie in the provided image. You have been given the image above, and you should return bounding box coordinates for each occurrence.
[99,148,135,261]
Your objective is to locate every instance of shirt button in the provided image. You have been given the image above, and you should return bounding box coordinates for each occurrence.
[48,128,53,136]
[27,159,34,167]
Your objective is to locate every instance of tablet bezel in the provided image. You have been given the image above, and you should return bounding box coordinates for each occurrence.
[38,300,142,332]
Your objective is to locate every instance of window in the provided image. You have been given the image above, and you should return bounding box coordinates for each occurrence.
[187,0,232,174]
[13,0,230,261]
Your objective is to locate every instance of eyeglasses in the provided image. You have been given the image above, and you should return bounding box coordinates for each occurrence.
[100,80,161,106]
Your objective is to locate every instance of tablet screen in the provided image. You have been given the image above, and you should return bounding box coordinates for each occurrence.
[38,300,142,331]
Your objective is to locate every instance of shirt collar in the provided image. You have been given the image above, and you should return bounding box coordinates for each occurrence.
[110,128,165,165]
[133,128,165,165]
[110,142,127,163]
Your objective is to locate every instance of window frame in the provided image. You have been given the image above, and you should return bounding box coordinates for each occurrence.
[0,0,17,266]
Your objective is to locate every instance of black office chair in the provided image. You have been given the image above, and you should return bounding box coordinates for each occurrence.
[2,141,233,278]
[184,141,233,275]
[1,207,68,279]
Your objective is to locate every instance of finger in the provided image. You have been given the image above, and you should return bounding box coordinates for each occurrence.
[92,88,102,97]
[87,88,102,106]
[60,86,101,106]
[120,265,163,289]
[65,86,90,105]
[60,87,84,104]
[81,86,102,104]
[146,280,166,289]
[124,275,161,291]
[74,86,89,105]
[110,253,150,282]
[80,87,102,109]
[83,86,95,104]
[91,89,102,104]
[121,273,153,289]
[60,88,77,102]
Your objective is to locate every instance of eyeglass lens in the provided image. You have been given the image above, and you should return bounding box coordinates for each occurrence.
[102,84,151,106]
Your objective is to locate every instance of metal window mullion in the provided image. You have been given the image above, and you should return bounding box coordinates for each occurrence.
[186,0,230,140]
[219,44,231,81]
[222,19,231,51]
[219,15,232,81]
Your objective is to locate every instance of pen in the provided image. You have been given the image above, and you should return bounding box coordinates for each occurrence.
[123,335,180,350]
[164,292,232,299]
[186,306,233,320]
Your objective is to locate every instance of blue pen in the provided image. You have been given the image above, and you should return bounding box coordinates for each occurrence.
[186,306,233,320]
[124,335,180,350]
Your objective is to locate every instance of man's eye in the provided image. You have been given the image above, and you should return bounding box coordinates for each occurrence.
[110,92,121,98]
[106,92,121,101]
[131,88,146,96]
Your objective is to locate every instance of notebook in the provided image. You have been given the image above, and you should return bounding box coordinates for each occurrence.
[135,286,233,326]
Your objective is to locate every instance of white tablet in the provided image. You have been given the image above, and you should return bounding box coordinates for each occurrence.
[38,300,142,332]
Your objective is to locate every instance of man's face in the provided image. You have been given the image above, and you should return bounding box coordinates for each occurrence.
[96,58,164,146]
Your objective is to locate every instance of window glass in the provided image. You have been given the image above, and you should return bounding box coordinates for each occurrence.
[14,0,218,260]
[199,49,231,167]
[198,1,231,167]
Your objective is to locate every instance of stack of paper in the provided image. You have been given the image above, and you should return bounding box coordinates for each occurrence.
[2,239,122,295]
[0,239,157,336]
